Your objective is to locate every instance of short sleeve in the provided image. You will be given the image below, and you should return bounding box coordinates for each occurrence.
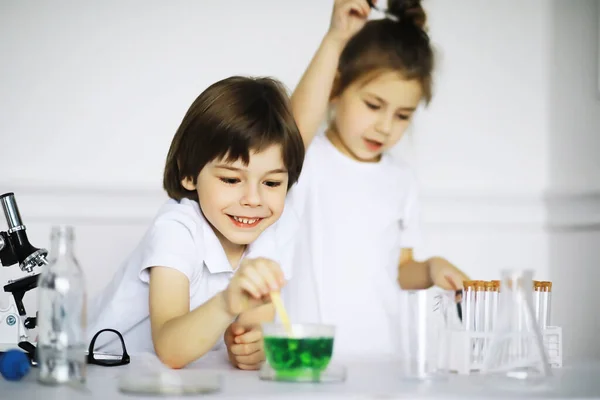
[399,173,423,250]
[138,215,200,284]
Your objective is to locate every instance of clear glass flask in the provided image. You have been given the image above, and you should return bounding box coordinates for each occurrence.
[481,269,551,386]
[36,225,87,385]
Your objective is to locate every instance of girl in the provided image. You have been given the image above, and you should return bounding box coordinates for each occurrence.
[86,76,306,369]
[284,0,470,355]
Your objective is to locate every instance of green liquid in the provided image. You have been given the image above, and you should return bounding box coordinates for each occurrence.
[264,337,334,380]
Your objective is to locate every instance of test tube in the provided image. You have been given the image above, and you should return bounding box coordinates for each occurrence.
[474,281,486,332]
[462,281,475,331]
[472,281,485,363]
[546,282,553,327]
[533,281,542,325]
[491,280,500,327]
[539,281,552,330]
[484,281,497,332]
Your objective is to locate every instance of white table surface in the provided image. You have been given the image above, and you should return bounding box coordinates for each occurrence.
[1,352,599,399]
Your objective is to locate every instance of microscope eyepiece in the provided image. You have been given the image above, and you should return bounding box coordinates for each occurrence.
[0,192,48,273]
[0,193,24,231]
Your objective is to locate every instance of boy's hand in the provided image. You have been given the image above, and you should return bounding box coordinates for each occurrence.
[428,257,470,290]
[327,0,371,45]
[223,257,285,317]
[224,322,265,370]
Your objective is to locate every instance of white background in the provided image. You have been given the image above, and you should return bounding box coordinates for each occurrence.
[0,0,598,360]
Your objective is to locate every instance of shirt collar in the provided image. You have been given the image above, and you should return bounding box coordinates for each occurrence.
[181,198,232,274]
[183,199,280,274]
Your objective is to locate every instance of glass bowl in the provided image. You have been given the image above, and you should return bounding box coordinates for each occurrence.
[261,323,335,381]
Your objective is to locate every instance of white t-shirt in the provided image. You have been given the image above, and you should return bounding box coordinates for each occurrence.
[283,134,422,357]
[87,194,303,355]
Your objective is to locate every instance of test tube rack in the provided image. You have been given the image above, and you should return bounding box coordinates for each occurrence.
[444,326,563,375]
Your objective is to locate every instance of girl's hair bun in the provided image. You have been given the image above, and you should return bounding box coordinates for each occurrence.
[388,0,426,29]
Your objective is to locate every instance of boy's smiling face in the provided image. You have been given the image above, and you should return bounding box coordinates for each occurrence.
[182,144,288,254]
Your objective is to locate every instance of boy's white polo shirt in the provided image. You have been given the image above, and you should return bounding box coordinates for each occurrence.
[86,195,298,354]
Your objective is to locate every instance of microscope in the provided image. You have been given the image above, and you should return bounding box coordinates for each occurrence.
[0,192,47,356]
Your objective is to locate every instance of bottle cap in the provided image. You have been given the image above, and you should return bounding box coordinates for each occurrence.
[0,349,31,381]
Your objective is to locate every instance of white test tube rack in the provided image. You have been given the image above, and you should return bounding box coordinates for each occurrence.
[438,279,561,375]
[444,326,563,375]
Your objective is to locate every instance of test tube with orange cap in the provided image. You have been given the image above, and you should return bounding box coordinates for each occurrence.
[491,280,500,327]
[539,281,552,329]
[484,281,498,332]
[533,281,542,325]
[462,280,476,331]
[474,281,486,332]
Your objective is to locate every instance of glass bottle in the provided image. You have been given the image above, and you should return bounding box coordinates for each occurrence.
[36,225,87,385]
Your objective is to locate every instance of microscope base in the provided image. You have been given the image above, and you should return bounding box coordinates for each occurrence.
[0,295,30,352]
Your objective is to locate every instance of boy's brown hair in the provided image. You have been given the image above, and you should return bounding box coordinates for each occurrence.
[163,76,305,201]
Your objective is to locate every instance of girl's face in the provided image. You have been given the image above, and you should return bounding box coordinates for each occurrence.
[182,144,288,256]
[329,70,423,162]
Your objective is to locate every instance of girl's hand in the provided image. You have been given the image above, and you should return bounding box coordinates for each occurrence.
[428,257,470,290]
[327,0,371,46]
